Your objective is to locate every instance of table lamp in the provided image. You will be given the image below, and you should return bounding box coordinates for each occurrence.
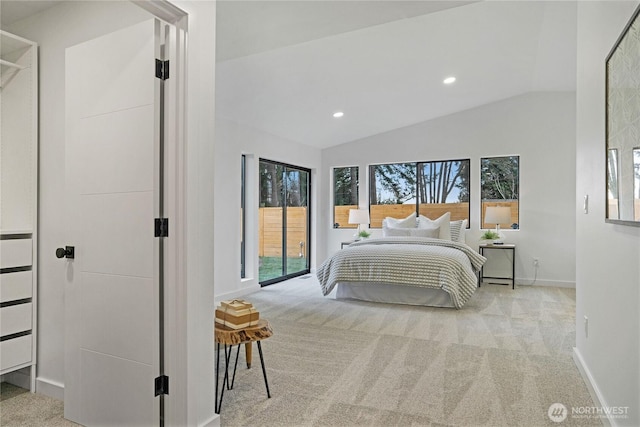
[484,206,511,244]
[348,209,370,239]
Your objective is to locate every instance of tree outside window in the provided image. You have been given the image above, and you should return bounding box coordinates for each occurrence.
[481,156,519,229]
[369,160,470,227]
[333,167,359,228]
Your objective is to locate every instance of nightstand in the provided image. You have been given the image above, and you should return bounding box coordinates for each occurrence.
[479,243,515,289]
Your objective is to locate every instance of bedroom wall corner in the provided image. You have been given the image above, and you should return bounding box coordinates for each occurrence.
[576,2,640,426]
[212,118,322,298]
[320,91,577,289]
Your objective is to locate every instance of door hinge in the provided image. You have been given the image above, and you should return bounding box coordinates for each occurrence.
[155,218,169,238]
[155,375,169,396]
[155,59,170,80]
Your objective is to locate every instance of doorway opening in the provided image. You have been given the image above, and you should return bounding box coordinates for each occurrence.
[258,159,311,285]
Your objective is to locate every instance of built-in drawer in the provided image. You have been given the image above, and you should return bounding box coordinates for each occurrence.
[0,334,32,372]
[0,270,32,303]
[0,302,32,336]
[0,238,33,269]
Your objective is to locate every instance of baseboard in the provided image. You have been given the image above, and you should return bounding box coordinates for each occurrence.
[214,284,261,305]
[516,278,576,288]
[199,414,220,427]
[572,347,612,427]
[36,376,65,401]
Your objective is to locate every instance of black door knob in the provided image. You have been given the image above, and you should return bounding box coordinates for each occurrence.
[56,246,75,259]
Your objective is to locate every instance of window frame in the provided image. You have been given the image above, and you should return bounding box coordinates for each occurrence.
[368,159,471,228]
[480,155,520,230]
[332,166,359,229]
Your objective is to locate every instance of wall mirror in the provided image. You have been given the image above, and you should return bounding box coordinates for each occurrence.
[606,4,640,225]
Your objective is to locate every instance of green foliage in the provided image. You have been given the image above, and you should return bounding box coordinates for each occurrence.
[260,161,309,207]
[481,156,519,200]
[334,166,359,206]
[358,229,371,238]
[370,160,470,205]
[480,230,501,240]
[370,163,417,205]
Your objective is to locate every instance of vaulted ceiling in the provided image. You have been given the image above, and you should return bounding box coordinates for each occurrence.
[216,1,577,149]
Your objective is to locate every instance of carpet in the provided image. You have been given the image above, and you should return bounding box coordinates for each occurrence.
[217,277,600,426]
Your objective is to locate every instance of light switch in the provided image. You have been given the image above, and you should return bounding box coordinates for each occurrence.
[583,194,588,214]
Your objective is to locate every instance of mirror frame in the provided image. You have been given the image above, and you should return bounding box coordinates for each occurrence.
[605,3,640,226]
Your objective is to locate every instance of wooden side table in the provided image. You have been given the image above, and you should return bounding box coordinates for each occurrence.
[479,243,516,289]
[214,319,273,414]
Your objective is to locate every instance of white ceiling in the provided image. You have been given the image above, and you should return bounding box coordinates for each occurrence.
[215,1,577,149]
[0,1,63,27]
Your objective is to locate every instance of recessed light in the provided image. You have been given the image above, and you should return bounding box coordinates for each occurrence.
[333,111,344,118]
[443,76,456,84]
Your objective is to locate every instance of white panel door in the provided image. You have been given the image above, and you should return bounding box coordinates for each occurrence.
[64,19,161,426]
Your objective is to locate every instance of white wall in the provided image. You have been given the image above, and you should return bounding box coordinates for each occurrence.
[320,92,577,287]
[9,2,218,425]
[213,118,322,300]
[575,2,640,426]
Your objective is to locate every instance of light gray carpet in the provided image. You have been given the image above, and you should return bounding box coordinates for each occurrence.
[0,279,599,426]
[218,278,601,426]
[0,382,77,427]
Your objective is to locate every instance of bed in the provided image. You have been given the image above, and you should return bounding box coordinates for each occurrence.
[316,236,486,309]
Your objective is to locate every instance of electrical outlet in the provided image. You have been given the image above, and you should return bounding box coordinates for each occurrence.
[533,258,539,267]
[584,315,588,338]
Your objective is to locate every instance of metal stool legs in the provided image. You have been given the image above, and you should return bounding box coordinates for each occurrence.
[257,341,271,398]
[215,341,271,414]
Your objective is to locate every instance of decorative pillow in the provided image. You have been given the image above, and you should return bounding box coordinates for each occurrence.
[417,212,451,240]
[383,226,439,238]
[382,212,416,229]
[449,219,468,243]
[411,227,440,238]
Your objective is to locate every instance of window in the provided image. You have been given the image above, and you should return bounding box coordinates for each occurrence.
[417,160,470,221]
[240,155,246,278]
[480,155,519,229]
[369,159,470,227]
[333,166,359,228]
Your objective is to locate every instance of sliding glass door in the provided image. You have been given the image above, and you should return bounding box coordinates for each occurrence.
[259,159,310,285]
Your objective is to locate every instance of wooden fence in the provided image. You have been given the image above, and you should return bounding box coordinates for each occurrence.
[333,205,358,228]
[480,201,519,229]
[334,200,519,229]
[259,207,308,257]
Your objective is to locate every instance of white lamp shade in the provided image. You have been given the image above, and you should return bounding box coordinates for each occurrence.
[348,209,370,225]
[484,206,511,225]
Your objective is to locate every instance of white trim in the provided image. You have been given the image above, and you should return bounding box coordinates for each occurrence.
[132,0,188,28]
[130,2,190,426]
[36,376,65,401]
[200,415,221,427]
[515,279,576,288]
[214,284,261,306]
[572,347,612,427]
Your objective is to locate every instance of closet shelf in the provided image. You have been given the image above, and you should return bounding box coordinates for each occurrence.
[0,59,25,70]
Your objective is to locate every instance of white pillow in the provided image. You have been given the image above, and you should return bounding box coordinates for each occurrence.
[418,213,451,240]
[411,227,440,238]
[382,212,416,229]
[383,226,439,238]
[449,219,468,243]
